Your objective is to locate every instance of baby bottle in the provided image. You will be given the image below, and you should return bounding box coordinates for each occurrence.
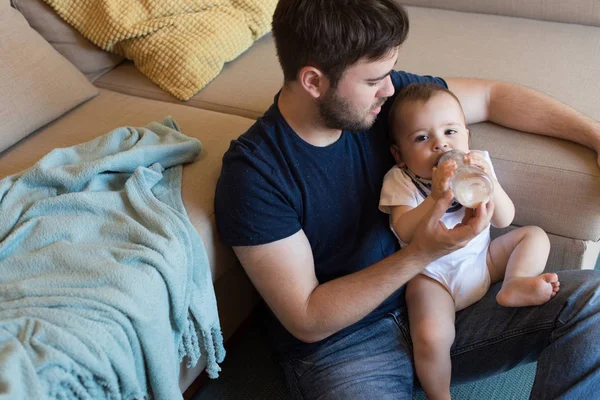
[437,150,494,208]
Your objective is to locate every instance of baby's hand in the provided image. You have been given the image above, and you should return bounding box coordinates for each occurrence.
[465,151,492,177]
[431,160,456,200]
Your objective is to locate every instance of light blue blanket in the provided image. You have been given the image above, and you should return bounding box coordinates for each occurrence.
[0,117,225,399]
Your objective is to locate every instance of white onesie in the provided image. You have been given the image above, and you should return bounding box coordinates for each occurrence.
[379,151,495,311]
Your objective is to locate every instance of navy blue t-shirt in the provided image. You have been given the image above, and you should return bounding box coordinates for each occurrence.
[215,70,447,359]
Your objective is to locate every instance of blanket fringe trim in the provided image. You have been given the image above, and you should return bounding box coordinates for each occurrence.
[178,313,225,379]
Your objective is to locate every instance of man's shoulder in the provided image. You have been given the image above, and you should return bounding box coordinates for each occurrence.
[215,105,303,247]
[218,103,295,196]
[223,106,282,164]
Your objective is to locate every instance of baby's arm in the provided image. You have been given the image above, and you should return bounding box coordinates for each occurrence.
[465,152,515,228]
[392,161,456,243]
[489,182,514,228]
[391,198,435,244]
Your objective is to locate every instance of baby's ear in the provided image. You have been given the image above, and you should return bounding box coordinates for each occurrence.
[390,144,406,168]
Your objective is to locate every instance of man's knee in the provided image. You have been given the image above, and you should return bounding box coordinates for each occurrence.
[556,270,600,322]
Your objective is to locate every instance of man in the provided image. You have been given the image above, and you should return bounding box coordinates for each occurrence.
[215,0,600,398]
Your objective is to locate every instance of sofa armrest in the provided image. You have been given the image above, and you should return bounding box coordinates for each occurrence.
[472,122,600,243]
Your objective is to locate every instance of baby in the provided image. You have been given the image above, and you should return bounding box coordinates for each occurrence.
[379,83,560,400]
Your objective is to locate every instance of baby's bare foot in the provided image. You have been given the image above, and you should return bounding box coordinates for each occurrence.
[496,273,560,307]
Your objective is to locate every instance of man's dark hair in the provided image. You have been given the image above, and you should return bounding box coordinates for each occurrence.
[272,0,409,88]
[388,83,465,142]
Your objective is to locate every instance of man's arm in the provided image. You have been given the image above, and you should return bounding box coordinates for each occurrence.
[234,194,494,343]
[446,78,600,166]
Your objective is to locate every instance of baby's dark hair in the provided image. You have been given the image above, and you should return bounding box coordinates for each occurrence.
[388,83,464,143]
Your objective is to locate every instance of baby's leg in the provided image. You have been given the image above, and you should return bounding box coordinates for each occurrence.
[487,226,559,307]
[406,275,455,400]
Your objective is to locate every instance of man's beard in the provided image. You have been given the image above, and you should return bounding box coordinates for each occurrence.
[318,90,386,132]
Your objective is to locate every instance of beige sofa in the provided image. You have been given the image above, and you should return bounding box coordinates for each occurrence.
[3,0,599,397]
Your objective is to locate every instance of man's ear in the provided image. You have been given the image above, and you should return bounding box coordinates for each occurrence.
[298,66,328,99]
[390,144,405,168]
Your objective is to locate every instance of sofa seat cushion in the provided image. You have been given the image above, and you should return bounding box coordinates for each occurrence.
[43,0,276,101]
[96,6,600,242]
[94,32,279,120]
[0,88,254,283]
[0,89,261,393]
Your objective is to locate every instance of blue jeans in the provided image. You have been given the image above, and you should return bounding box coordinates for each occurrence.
[281,270,600,399]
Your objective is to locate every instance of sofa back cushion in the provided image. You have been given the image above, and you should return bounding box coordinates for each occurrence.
[0,1,98,153]
[399,0,600,27]
[11,0,124,81]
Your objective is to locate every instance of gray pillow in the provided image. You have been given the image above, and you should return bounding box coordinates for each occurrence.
[11,0,124,81]
[0,1,98,153]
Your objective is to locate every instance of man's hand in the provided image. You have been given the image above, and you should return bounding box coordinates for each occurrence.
[408,190,495,264]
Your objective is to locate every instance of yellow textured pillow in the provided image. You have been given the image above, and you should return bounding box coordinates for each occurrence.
[43,0,277,101]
